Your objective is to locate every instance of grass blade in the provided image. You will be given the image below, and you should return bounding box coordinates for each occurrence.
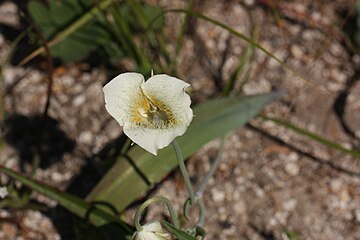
[154,9,332,95]
[162,221,196,240]
[259,115,360,159]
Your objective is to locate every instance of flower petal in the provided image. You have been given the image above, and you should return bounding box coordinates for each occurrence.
[142,74,193,127]
[142,221,165,233]
[124,126,187,155]
[103,72,145,126]
[133,222,170,240]
[134,232,169,240]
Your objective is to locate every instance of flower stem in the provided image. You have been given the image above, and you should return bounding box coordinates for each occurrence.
[197,198,206,227]
[171,141,196,204]
[197,135,228,195]
[134,196,179,231]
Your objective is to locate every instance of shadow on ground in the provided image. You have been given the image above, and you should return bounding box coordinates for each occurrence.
[3,114,75,169]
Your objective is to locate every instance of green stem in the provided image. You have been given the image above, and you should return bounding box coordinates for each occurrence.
[197,136,227,195]
[197,198,206,227]
[171,141,196,205]
[134,196,179,231]
[120,138,132,155]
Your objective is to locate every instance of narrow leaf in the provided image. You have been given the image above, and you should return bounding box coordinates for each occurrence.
[156,9,331,95]
[260,115,360,159]
[162,221,197,240]
[87,93,280,212]
[0,167,133,234]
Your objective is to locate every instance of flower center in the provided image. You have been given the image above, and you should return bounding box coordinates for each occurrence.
[131,88,177,129]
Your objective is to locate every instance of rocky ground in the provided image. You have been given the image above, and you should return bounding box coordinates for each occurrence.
[1,0,360,239]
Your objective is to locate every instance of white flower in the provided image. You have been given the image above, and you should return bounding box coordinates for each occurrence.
[0,186,8,199]
[133,221,170,240]
[103,72,193,155]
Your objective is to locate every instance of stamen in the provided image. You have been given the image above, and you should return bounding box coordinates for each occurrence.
[131,90,177,129]
[138,108,148,118]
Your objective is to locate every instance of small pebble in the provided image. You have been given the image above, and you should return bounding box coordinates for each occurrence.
[73,94,86,106]
[291,45,304,59]
[283,198,297,211]
[285,161,300,176]
[211,188,225,202]
[355,209,360,222]
[330,179,343,193]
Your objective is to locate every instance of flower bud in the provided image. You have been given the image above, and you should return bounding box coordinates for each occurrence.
[132,221,171,240]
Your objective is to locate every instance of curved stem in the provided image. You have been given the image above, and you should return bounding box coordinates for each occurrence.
[134,196,179,231]
[197,135,228,195]
[197,198,206,227]
[171,141,196,204]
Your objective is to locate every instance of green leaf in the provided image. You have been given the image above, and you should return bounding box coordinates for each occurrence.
[259,115,360,159]
[27,1,53,36]
[282,228,300,240]
[23,0,113,64]
[162,221,196,240]
[87,93,280,212]
[124,2,164,31]
[49,0,83,26]
[141,4,164,30]
[50,24,110,62]
[27,0,114,62]
[0,167,133,236]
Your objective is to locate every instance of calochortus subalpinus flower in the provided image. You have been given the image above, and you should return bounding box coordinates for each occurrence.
[132,221,170,240]
[103,72,193,155]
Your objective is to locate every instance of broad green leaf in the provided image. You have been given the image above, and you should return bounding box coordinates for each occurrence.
[87,93,279,212]
[27,0,112,63]
[162,221,196,240]
[21,0,113,65]
[50,0,83,25]
[50,24,110,62]
[27,1,53,36]
[0,167,133,236]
